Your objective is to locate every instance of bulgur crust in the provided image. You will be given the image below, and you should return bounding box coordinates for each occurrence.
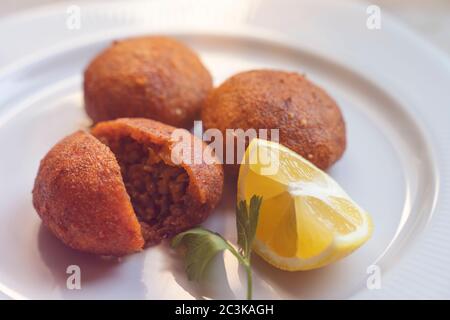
[91,118,224,245]
[84,36,212,128]
[201,70,346,173]
[32,131,145,256]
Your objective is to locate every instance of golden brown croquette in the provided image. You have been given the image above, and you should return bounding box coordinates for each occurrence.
[84,36,212,128]
[32,118,223,256]
[32,131,144,256]
[201,70,346,173]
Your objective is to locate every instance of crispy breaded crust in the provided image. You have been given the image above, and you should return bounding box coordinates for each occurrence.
[84,36,212,128]
[201,70,346,172]
[92,118,224,243]
[32,131,145,256]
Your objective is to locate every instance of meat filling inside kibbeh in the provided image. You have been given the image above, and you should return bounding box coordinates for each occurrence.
[98,135,190,245]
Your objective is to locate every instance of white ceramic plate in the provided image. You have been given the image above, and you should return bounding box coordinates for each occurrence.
[0,0,449,299]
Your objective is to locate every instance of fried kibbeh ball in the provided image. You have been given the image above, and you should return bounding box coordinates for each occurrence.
[32,118,223,256]
[32,131,144,256]
[84,36,212,128]
[201,70,346,172]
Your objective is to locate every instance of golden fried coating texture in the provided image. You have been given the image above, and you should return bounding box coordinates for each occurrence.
[32,131,145,256]
[92,118,224,245]
[33,119,223,256]
[84,36,212,128]
[201,70,346,172]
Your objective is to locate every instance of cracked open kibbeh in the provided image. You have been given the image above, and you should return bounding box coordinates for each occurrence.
[201,69,346,173]
[32,118,223,256]
[84,36,212,128]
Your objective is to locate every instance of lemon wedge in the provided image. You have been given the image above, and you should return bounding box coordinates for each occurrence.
[237,138,373,271]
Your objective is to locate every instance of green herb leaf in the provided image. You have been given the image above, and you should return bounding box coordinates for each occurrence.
[236,200,249,257]
[171,227,242,281]
[236,195,263,259]
[171,195,263,300]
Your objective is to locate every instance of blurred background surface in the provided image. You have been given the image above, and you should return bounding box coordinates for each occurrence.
[0,0,449,55]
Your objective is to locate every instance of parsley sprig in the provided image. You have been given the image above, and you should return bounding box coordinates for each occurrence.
[171,195,263,300]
